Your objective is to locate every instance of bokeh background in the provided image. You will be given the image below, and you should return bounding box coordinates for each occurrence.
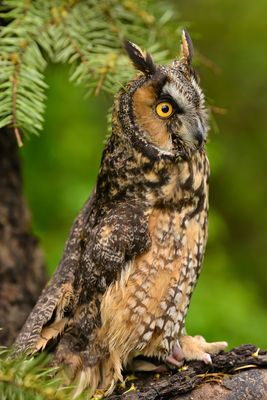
[21,0,267,348]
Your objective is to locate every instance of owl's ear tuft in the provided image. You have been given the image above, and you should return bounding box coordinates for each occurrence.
[180,29,194,65]
[124,40,157,76]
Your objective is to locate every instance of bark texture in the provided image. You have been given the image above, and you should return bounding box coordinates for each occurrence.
[109,345,267,400]
[0,128,46,346]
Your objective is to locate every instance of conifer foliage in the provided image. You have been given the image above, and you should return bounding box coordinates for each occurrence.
[0,347,88,399]
[0,0,175,146]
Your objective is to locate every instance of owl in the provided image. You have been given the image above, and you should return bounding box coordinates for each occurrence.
[15,30,227,398]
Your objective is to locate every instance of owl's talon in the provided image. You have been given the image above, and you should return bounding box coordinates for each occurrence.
[165,343,185,368]
[172,343,185,361]
[202,353,212,364]
[165,355,184,368]
[154,364,168,373]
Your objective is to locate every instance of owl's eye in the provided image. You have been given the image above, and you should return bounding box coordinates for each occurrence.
[155,101,174,118]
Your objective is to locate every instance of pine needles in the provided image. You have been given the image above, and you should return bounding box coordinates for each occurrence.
[0,347,86,400]
[0,0,176,146]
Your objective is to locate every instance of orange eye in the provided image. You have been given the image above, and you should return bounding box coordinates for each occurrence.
[155,102,174,118]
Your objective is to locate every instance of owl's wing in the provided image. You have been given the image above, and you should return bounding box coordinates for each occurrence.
[14,196,150,356]
[14,189,97,354]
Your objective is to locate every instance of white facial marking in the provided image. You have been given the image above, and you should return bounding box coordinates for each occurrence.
[162,82,188,109]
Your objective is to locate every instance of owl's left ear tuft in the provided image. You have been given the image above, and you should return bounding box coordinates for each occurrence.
[180,29,194,65]
[124,40,157,76]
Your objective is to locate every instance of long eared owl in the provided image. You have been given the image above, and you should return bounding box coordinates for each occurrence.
[15,31,227,397]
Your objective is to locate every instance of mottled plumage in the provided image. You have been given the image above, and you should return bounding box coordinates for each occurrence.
[15,31,227,398]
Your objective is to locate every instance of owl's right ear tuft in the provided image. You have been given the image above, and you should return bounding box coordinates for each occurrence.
[124,40,157,76]
[180,29,194,65]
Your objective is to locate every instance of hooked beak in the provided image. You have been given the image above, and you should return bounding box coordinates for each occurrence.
[194,119,205,148]
[194,129,204,148]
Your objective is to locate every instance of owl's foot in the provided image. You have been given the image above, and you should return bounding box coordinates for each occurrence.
[128,344,184,372]
[180,335,228,364]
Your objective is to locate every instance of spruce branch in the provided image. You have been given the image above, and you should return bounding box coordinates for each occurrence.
[0,0,177,144]
[0,347,88,400]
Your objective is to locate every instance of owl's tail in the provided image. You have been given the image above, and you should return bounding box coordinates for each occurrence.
[73,350,123,399]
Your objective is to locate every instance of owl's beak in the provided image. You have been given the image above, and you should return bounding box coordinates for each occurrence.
[194,119,205,148]
[194,130,204,148]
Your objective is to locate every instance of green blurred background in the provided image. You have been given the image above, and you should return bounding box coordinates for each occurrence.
[21,0,267,349]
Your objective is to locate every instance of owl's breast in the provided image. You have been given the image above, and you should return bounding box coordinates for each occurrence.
[99,151,209,361]
[128,206,207,324]
[100,195,208,360]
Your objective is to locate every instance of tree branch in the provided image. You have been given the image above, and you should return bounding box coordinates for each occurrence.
[108,345,267,400]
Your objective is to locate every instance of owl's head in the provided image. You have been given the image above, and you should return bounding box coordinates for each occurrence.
[117,30,208,161]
